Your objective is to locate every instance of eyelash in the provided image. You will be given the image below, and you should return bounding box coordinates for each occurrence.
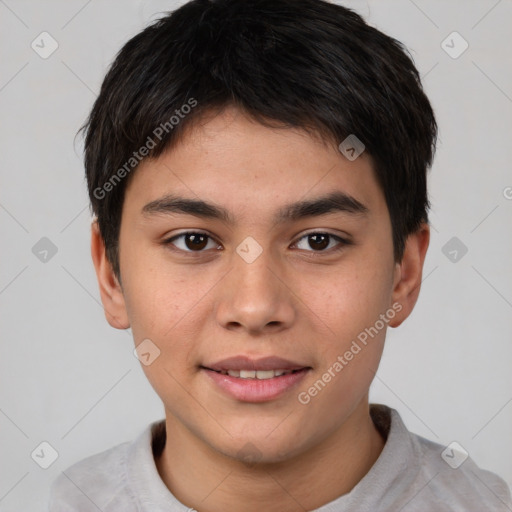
[162,231,351,257]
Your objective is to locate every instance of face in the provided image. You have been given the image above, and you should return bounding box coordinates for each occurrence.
[94,107,426,464]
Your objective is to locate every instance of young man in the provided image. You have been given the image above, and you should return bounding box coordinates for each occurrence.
[49,0,512,510]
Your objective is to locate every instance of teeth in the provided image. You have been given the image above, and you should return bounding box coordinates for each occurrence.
[255,370,275,380]
[222,369,296,379]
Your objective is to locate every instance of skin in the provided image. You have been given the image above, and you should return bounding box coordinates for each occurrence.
[91,106,429,512]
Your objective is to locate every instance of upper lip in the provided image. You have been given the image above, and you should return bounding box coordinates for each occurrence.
[203,356,309,372]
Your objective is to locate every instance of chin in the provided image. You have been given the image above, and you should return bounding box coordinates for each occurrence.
[212,428,308,467]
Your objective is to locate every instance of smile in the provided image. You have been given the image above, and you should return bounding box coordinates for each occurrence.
[210,369,304,379]
[201,358,310,402]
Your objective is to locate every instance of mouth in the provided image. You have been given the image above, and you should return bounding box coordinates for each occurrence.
[202,368,306,379]
[200,356,311,402]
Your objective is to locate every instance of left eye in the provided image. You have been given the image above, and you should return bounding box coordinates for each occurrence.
[294,232,346,252]
[165,232,221,252]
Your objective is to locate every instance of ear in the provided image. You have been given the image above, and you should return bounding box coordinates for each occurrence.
[90,220,130,330]
[388,223,430,328]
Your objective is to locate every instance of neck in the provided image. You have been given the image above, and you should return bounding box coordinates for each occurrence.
[155,399,385,512]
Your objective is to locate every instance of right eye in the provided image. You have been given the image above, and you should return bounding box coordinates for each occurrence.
[163,231,223,253]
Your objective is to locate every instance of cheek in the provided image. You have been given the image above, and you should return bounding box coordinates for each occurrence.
[121,263,206,407]
[294,268,390,426]
[120,247,220,375]
[120,243,193,336]
[302,259,393,347]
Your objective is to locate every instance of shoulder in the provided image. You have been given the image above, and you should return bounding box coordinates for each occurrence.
[48,425,153,512]
[369,405,512,511]
[413,433,512,510]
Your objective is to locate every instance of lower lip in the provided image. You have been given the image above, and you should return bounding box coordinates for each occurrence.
[202,368,310,402]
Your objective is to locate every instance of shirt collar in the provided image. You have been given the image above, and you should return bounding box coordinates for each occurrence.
[125,405,418,512]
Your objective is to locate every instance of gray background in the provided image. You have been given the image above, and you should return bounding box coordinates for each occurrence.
[1,0,511,510]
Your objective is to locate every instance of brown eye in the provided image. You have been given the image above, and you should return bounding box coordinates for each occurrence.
[307,234,330,250]
[165,232,220,252]
[184,233,208,250]
[294,232,348,252]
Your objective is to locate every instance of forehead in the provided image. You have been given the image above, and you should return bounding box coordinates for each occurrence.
[123,108,387,224]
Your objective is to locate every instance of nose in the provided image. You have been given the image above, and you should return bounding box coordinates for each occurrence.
[215,244,296,335]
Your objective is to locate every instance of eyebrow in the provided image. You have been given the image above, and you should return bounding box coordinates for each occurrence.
[141,191,369,225]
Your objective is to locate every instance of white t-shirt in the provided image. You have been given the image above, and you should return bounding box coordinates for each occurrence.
[48,404,512,511]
